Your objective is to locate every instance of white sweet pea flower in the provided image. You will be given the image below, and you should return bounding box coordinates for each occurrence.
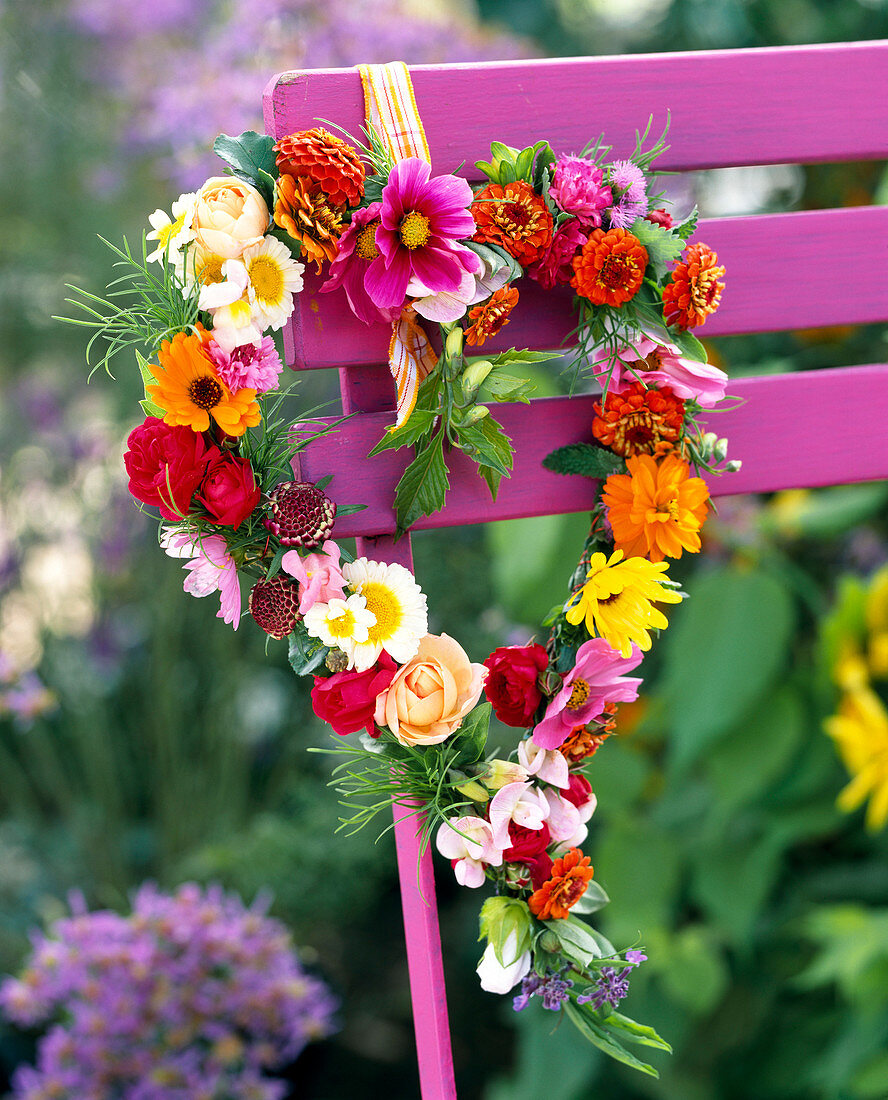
[435,816,503,888]
[476,930,531,994]
[518,739,570,789]
[488,781,550,849]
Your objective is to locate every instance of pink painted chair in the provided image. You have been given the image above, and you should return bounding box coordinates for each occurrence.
[264,41,888,1098]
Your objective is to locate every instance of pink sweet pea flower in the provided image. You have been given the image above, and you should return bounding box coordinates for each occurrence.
[320,203,399,326]
[435,815,504,888]
[593,330,729,408]
[162,529,241,629]
[541,788,587,847]
[489,781,550,849]
[364,158,480,311]
[517,739,570,789]
[532,638,643,750]
[281,540,348,615]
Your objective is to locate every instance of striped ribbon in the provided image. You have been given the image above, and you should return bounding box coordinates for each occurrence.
[358,62,437,427]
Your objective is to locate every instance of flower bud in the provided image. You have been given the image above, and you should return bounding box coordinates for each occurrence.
[713,437,729,462]
[462,405,490,425]
[491,144,520,172]
[538,667,563,697]
[503,862,532,889]
[461,360,493,399]
[480,758,528,791]
[537,931,560,954]
[725,459,743,472]
[451,769,491,803]
[325,648,349,673]
[445,326,464,359]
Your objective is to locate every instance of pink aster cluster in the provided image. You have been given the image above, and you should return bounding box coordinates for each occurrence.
[0,883,337,1100]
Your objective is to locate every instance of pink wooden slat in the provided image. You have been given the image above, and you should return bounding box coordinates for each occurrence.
[279,206,888,370]
[292,363,888,539]
[264,42,888,175]
[338,359,456,1099]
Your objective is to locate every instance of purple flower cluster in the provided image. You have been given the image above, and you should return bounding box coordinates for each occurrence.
[577,950,647,1012]
[0,655,55,728]
[1,883,337,1100]
[606,160,649,229]
[513,968,574,1012]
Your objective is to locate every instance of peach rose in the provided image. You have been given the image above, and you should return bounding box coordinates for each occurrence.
[374,633,487,747]
[192,176,269,259]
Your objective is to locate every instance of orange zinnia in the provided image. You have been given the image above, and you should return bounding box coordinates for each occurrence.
[592,381,684,458]
[470,181,553,267]
[464,284,519,346]
[558,722,612,765]
[274,127,365,209]
[274,175,343,272]
[662,243,725,329]
[571,228,648,307]
[602,452,710,562]
[528,848,594,920]
[146,330,261,437]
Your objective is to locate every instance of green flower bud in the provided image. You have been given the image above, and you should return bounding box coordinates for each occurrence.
[537,931,560,954]
[460,359,493,400]
[445,326,464,359]
[462,405,490,425]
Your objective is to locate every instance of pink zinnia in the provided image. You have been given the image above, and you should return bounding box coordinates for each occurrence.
[320,203,398,326]
[592,331,728,407]
[207,336,283,395]
[526,219,588,290]
[163,530,242,630]
[281,540,348,615]
[532,638,643,750]
[364,158,480,311]
[549,155,612,228]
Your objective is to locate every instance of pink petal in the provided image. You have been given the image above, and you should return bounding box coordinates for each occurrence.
[364,249,412,310]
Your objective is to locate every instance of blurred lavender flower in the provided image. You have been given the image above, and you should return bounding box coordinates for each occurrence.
[67,0,528,186]
[1,882,337,1099]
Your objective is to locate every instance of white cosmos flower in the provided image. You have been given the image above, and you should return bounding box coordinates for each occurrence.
[241,236,305,330]
[341,558,428,672]
[146,192,197,264]
[303,594,376,667]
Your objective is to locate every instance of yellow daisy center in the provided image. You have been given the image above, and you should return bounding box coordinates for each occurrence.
[361,582,403,644]
[187,375,223,410]
[566,678,590,710]
[399,211,431,251]
[355,221,381,261]
[326,609,357,639]
[248,256,286,305]
[198,255,225,286]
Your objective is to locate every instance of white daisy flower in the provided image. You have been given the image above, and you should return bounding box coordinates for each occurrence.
[175,239,228,293]
[201,260,264,352]
[303,594,377,667]
[342,558,428,672]
[241,236,305,331]
[146,192,197,264]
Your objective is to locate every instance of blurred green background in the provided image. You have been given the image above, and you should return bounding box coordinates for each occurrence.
[1,1,888,1097]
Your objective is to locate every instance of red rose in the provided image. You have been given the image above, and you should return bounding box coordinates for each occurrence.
[483,644,548,727]
[197,453,261,528]
[124,416,217,521]
[311,654,398,737]
[503,821,551,861]
[563,773,595,812]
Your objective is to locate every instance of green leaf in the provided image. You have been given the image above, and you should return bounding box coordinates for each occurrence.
[544,914,609,966]
[335,503,368,517]
[674,206,699,240]
[629,217,686,278]
[477,464,503,501]
[135,350,165,417]
[542,442,625,479]
[570,878,610,915]
[563,1002,660,1077]
[287,628,329,676]
[265,545,287,580]
[469,241,524,281]
[479,372,535,404]
[514,146,535,181]
[393,430,450,532]
[368,409,437,455]
[449,702,492,767]
[669,327,708,363]
[213,131,278,183]
[601,1012,673,1053]
[488,348,561,367]
[478,896,533,964]
[458,414,514,477]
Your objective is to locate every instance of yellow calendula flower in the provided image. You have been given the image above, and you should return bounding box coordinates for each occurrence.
[825,688,888,831]
[564,549,682,657]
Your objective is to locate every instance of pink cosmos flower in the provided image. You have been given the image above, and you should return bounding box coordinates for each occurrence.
[207,335,283,395]
[592,330,729,407]
[517,739,569,789]
[489,781,550,849]
[549,155,612,227]
[320,203,398,326]
[526,219,588,290]
[162,529,241,629]
[281,540,348,615]
[408,250,509,324]
[364,158,480,311]
[532,638,643,750]
[435,815,504,888]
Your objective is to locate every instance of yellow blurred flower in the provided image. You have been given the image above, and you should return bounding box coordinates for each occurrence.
[564,549,682,658]
[825,688,888,831]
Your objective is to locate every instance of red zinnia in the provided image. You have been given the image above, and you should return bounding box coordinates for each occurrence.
[528,848,594,920]
[663,243,725,329]
[471,181,553,268]
[571,228,648,307]
[592,381,685,458]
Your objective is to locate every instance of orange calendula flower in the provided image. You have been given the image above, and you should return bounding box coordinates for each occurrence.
[274,127,365,209]
[571,228,648,306]
[146,330,260,437]
[464,284,519,346]
[663,242,725,329]
[603,452,710,562]
[470,181,553,267]
[592,381,685,458]
[528,848,594,920]
[274,175,343,272]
